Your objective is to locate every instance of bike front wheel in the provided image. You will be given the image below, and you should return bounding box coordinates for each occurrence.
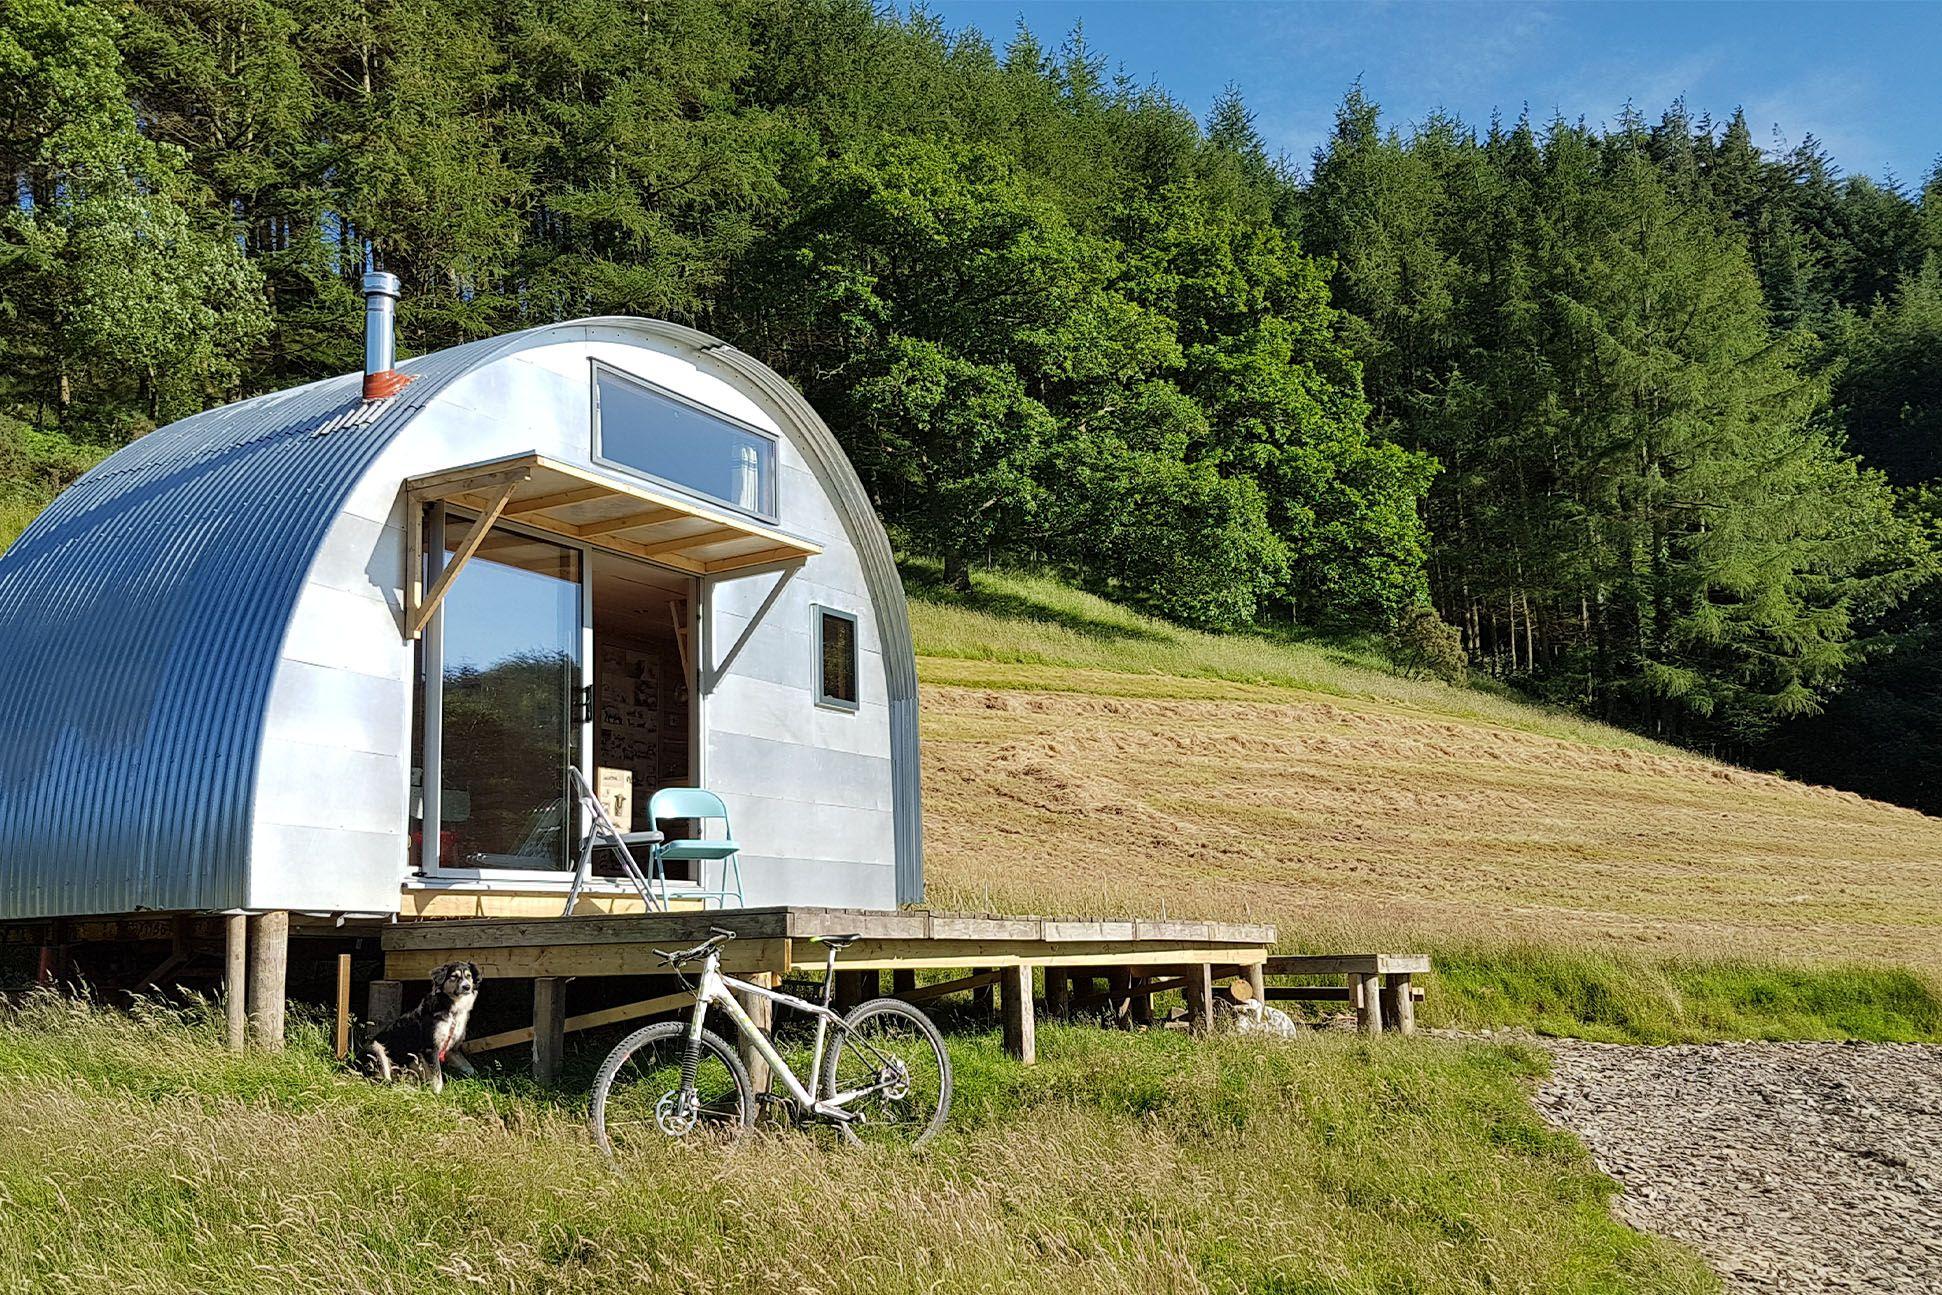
[591,1020,754,1158]
[821,997,952,1150]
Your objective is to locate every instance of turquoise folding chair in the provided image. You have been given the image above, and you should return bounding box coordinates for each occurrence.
[646,787,746,910]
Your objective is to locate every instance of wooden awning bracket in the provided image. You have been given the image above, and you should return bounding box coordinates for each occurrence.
[405,475,527,639]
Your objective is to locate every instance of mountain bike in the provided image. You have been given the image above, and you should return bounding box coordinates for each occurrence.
[590,928,952,1153]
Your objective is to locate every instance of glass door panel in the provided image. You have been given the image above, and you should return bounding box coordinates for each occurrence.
[438,519,583,871]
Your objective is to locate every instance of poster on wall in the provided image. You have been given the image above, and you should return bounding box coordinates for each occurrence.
[595,637,690,824]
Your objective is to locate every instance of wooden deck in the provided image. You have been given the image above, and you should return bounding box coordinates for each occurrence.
[378,906,1276,1072]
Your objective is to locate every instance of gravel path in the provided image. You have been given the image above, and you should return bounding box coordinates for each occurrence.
[1534,1040,1942,1292]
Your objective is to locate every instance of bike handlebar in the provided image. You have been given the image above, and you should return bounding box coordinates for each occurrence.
[652,927,738,967]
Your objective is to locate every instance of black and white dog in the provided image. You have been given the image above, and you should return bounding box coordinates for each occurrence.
[360,961,482,1094]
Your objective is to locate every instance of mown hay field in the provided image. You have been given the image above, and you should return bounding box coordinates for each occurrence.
[909,570,1942,1037]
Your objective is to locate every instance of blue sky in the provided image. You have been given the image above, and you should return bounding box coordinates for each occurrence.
[910,1,1942,188]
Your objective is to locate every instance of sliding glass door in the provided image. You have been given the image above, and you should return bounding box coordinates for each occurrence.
[426,515,587,872]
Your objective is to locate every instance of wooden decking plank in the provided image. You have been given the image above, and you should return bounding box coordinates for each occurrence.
[1206,923,1278,944]
[928,916,1043,941]
[387,937,792,980]
[1131,919,1215,942]
[787,908,933,940]
[1040,920,1137,942]
[1262,953,1430,976]
[382,908,793,950]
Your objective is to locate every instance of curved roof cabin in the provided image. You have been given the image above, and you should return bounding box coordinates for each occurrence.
[0,280,920,922]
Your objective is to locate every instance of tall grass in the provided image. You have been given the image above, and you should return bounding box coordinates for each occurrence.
[0,993,1713,1295]
[1424,943,1942,1043]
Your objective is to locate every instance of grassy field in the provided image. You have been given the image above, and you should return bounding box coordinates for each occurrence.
[0,994,1714,1295]
[908,566,1942,1041]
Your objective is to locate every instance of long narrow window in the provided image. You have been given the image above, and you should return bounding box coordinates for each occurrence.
[593,363,778,519]
[815,607,859,711]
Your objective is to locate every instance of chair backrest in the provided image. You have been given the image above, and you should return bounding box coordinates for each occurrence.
[647,786,729,834]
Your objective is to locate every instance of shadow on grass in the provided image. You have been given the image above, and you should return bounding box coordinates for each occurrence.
[899,557,1175,646]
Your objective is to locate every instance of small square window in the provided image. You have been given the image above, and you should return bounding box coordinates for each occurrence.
[816,607,859,711]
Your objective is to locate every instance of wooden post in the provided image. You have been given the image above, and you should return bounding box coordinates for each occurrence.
[245,910,289,1050]
[735,972,774,1093]
[368,979,404,1031]
[1106,967,1133,1029]
[1185,962,1216,1037]
[835,969,876,1011]
[333,953,354,1060]
[1383,974,1416,1036]
[970,972,995,1020]
[1000,963,1036,1064]
[1247,962,1267,1006]
[1044,966,1069,1017]
[1129,974,1153,1027]
[891,968,916,996]
[223,914,248,1052]
[1354,972,1384,1035]
[533,978,566,1084]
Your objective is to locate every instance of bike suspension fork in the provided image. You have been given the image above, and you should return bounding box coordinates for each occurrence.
[681,967,715,1095]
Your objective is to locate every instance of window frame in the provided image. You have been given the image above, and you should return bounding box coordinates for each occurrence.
[813,604,861,713]
[589,359,782,525]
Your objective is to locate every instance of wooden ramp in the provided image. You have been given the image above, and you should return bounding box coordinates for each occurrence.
[379,906,1275,1073]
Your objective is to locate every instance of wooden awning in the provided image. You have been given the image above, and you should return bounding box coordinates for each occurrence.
[403,453,820,637]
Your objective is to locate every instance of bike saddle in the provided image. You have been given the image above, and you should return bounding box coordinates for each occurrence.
[813,932,864,950]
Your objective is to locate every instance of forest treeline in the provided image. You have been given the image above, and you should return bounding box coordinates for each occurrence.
[1,0,1937,810]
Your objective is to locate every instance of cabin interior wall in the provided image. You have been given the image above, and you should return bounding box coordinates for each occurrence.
[590,552,697,878]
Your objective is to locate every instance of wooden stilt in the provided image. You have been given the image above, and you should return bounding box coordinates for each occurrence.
[835,969,876,1010]
[223,914,248,1052]
[532,978,566,1084]
[970,972,995,1020]
[1044,966,1069,1017]
[735,972,774,1093]
[1383,974,1415,1036]
[1354,972,1384,1035]
[368,979,403,1032]
[245,910,289,1050]
[1106,967,1133,1029]
[1129,973,1154,1027]
[333,953,353,1060]
[891,968,916,995]
[138,915,195,990]
[1247,962,1267,1006]
[1000,963,1035,1064]
[1185,962,1216,1036]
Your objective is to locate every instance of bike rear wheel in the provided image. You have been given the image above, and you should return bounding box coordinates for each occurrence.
[821,998,952,1150]
[591,1020,754,1157]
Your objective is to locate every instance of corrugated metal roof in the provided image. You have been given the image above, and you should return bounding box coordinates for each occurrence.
[0,335,503,918]
[0,321,921,919]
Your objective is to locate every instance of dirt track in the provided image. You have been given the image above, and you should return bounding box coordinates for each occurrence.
[1537,1040,1942,1292]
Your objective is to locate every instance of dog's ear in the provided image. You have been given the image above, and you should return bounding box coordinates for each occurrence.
[467,962,482,985]
[429,962,453,987]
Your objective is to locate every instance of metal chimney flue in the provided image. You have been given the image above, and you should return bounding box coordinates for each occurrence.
[361,270,411,400]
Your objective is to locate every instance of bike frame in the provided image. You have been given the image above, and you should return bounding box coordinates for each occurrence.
[682,949,896,1121]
